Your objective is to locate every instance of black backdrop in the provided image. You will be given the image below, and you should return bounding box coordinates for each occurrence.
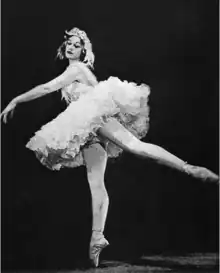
[2,0,219,270]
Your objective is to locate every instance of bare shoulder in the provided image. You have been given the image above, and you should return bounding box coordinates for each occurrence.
[73,61,93,74]
[65,61,92,77]
[74,61,98,84]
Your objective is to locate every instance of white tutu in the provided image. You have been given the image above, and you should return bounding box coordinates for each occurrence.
[26,76,150,170]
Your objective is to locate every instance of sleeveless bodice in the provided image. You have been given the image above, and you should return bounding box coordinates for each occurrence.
[61,81,85,103]
[61,62,98,104]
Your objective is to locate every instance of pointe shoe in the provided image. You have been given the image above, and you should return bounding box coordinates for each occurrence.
[184,164,219,183]
[89,237,109,267]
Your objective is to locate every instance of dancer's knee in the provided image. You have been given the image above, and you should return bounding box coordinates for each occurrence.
[125,138,143,155]
[88,177,108,200]
[91,187,109,206]
[87,172,104,188]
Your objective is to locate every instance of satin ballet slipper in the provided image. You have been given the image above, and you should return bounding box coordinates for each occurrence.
[183,164,219,183]
[89,231,109,267]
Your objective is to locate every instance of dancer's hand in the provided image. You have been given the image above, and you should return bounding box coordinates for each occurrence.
[184,164,219,184]
[0,99,17,123]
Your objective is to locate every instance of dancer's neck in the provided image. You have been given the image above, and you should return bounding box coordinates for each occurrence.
[68,59,79,66]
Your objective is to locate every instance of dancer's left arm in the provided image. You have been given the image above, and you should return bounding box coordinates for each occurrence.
[1,65,79,123]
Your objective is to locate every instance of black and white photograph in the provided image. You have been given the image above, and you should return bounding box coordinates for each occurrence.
[1,0,219,272]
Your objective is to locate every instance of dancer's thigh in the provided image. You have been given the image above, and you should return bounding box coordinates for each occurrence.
[83,143,108,184]
[98,119,140,153]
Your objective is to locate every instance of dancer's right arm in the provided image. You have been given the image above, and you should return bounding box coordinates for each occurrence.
[15,65,80,103]
[1,65,79,123]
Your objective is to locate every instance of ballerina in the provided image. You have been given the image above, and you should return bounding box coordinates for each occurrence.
[1,27,218,267]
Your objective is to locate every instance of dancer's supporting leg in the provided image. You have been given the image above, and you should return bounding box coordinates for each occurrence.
[83,143,109,267]
[98,119,219,183]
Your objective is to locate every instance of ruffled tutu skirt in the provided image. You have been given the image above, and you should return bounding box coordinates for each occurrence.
[26,77,150,170]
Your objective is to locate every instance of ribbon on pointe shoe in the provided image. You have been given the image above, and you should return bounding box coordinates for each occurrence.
[183,163,219,183]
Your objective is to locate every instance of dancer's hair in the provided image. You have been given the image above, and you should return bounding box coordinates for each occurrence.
[57,27,95,69]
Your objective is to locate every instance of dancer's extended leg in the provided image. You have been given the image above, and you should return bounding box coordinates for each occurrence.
[83,143,109,267]
[98,119,218,183]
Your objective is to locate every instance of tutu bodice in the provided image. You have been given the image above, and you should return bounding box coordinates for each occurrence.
[61,62,98,103]
[26,62,150,170]
[61,82,88,103]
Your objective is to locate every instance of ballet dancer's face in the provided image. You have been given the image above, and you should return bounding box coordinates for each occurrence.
[65,36,83,61]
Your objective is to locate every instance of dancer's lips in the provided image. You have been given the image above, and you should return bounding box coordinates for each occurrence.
[67,51,74,54]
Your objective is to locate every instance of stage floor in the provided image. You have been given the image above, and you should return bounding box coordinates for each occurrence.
[2,253,219,272]
[98,253,219,273]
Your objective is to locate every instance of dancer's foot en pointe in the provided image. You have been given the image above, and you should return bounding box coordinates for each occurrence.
[183,163,219,183]
[98,120,219,184]
[89,230,109,267]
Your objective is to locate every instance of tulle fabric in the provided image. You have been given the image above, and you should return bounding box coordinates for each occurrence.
[26,77,150,170]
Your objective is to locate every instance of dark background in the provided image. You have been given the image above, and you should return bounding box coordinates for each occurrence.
[1,0,219,271]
